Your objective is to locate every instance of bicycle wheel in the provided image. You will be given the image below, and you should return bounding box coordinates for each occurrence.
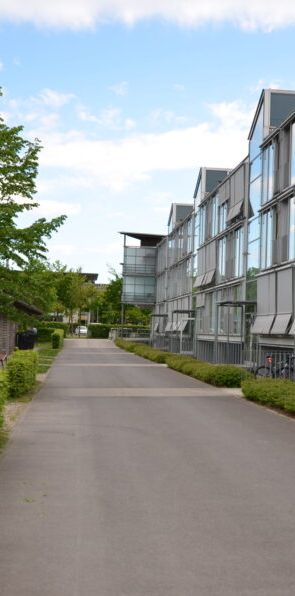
[255,366,272,378]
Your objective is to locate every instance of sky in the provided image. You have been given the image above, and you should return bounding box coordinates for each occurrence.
[0,1,295,281]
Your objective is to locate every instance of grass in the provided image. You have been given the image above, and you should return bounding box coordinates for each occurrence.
[36,342,61,373]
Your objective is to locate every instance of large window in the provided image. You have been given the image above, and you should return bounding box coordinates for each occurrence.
[212,195,219,237]
[247,217,260,278]
[234,227,244,278]
[249,159,262,216]
[289,197,295,260]
[218,236,226,281]
[199,205,206,246]
[291,123,295,186]
[218,201,228,233]
[262,144,275,204]
[250,105,263,162]
[261,210,273,269]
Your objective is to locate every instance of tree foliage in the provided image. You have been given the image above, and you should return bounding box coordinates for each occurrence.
[0,89,66,318]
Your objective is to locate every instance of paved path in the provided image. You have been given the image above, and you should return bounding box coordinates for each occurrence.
[1,339,295,595]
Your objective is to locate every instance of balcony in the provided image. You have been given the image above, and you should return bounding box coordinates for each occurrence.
[122,292,155,305]
[123,264,156,276]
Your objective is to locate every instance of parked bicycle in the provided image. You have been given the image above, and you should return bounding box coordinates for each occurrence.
[255,353,295,380]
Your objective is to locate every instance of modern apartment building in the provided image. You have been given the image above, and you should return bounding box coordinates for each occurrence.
[120,88,295,364]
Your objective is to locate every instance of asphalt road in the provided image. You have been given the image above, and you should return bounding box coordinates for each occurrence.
[1,339,295,595]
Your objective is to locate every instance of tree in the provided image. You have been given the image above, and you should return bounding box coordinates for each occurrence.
[0,89,66,317]
[52,265,97,332]
[96,270,151,325]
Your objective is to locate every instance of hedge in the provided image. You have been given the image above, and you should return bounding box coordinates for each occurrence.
[7,350,38,399]
[88,324,111,338]
[0,370,9,428]
[51,329,64,349]
[36,327,55,342]
[37,323,69,342]
[241,378,295,413]
[115,339,250,388]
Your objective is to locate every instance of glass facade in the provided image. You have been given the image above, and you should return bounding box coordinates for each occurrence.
[218,237,226,282]
[218,201,228,233]
[234,227,244,278]
[291,123,295,186]
[262,144,274,204]
[250,105,263,162]
[212,195,218,237]
[289,197,295,260]
[261,210,273,269]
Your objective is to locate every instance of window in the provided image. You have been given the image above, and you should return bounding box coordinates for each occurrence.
[199,205,206,246]
[218,237,226,281]
[289,197,295,260]
[212,195,218,237]
[247,217,260,278]
[291,123,295,185]
[261,210,273,269]
[234,227,244,278]
[218,201,228,233]
[250,105,263,162]
[194,211,200,250]
[249,172,262,216]
[262,144,275,204]
[207,292,216,333]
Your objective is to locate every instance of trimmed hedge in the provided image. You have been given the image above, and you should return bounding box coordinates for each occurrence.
[37,321,70,341]
[0,370,9,428]
[88,324,111,338]
[7,350,38,399]
[115,339,250,388]
[241,378,295,413]
[37,327,55,342]
[51,329,64,349]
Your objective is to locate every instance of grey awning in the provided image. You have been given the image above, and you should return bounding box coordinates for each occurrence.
[289,318,295,335]
[193,274,205,288]
[165,322,173,332]
[178,319,189,332]
[203,269,215,286]
[250,314,275,334]
[153,321,159,332]
[227,200,244,222]
[271,313,292,335]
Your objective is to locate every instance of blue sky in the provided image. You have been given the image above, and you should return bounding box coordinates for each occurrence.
[0,1,295,281]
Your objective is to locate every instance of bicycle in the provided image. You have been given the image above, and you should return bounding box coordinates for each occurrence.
[255,353,295,380]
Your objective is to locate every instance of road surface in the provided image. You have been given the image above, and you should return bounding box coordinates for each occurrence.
[0,339,295,595]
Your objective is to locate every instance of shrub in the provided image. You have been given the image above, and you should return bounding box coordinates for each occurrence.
[51,329,64,349]
[88,324,111,338]
[0,369,9,428]
[37,321,70,341]
[36,327,54,342]
[7,350,38,399]
[115,340,248,387]
[241,378,295,411]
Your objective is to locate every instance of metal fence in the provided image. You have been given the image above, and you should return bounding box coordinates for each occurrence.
[152,333,194,355]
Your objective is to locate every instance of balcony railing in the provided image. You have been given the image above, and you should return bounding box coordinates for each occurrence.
[122,292,155,305]
[123,265,156,275]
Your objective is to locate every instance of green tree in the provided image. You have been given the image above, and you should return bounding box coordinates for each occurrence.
[0,90,66,317]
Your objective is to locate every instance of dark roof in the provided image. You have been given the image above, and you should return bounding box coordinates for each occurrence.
[13,300,43,316]
[120,231,165,247]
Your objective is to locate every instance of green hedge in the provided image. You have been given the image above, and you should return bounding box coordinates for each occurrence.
[51,329,64,349]
[88,324,111,338]
[241,378,295,413]
[37,322,69,341]
[7,350,38,399]
[36,327,55,342]
[0,370,8,428]
[115,339,250,388]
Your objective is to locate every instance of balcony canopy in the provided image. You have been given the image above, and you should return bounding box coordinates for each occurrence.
[120,231,165,247]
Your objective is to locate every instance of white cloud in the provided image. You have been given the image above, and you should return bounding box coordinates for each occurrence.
[35,199,81,217]
[77,105,136,131]
[0,60,4,71]
[0,0,295,31]
[109,81,128,96]
[37,88,75,108]
[37,100,253,192]
[150,108,188,126]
